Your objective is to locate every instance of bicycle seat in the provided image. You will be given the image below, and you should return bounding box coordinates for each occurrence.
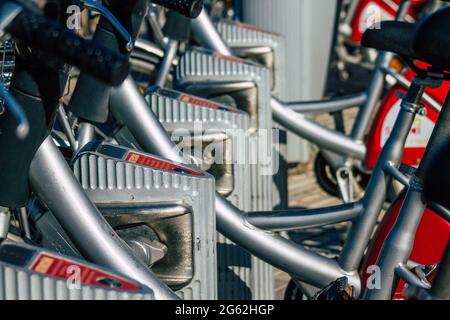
[414,7,450,71]
[363,7,450,72]
[361,21,421,60]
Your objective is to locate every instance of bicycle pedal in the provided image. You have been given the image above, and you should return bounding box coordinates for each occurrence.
[313,277,353,301]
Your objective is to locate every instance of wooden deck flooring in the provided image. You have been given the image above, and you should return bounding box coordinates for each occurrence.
[273,108,358,299]
[274,162,343,299]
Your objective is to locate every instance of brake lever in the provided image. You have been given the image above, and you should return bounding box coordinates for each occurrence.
[76,0,134,52]
[0,84,29,140]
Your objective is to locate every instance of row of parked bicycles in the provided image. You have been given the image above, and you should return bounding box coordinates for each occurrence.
[0,0,449,300]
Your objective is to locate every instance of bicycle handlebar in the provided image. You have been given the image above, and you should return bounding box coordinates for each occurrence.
[6,9,130,86]
[151,0,204,18]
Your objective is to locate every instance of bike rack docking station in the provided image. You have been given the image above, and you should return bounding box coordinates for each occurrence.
[72,143,217,300]
[144,87,266,299]
[175,47,274,210]
[174,48,275,299]
[146,87,251,207]
[214,19,286,99]
[214,18,289,211]
[0,241,154,300]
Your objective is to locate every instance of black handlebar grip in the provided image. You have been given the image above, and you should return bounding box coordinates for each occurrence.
[7,10,130,86]
[151,0,203,18]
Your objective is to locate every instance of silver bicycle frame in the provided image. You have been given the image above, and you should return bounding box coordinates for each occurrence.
[109,72,428,297]
[247,202,363,232]
[365,185,426,299]
[364,78,444,299]
[190,3,410,165]
[110,77,361,293]
[154,40,178,87]
[29,137,179,300]
[45,0,428,299]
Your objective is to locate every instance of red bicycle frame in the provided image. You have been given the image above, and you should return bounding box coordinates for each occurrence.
[359,192,450,299]
[365,68,450,170]
[350,0,427,43]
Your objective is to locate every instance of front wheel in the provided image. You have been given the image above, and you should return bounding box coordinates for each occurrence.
[314,152,371,199]
[314,152,341,198]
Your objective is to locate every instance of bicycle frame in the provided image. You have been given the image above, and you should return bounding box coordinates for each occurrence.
[0,0,177,301]
[151,1,421,170]
[106,71,431,298]
[364,84,450,299]
[28,137,179,300]
[189,2,416,201]
[4,0,448,302]
[361,194,450,299]
[190,5,410,161]
[63,0,440,299]
[431,240,450,299]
